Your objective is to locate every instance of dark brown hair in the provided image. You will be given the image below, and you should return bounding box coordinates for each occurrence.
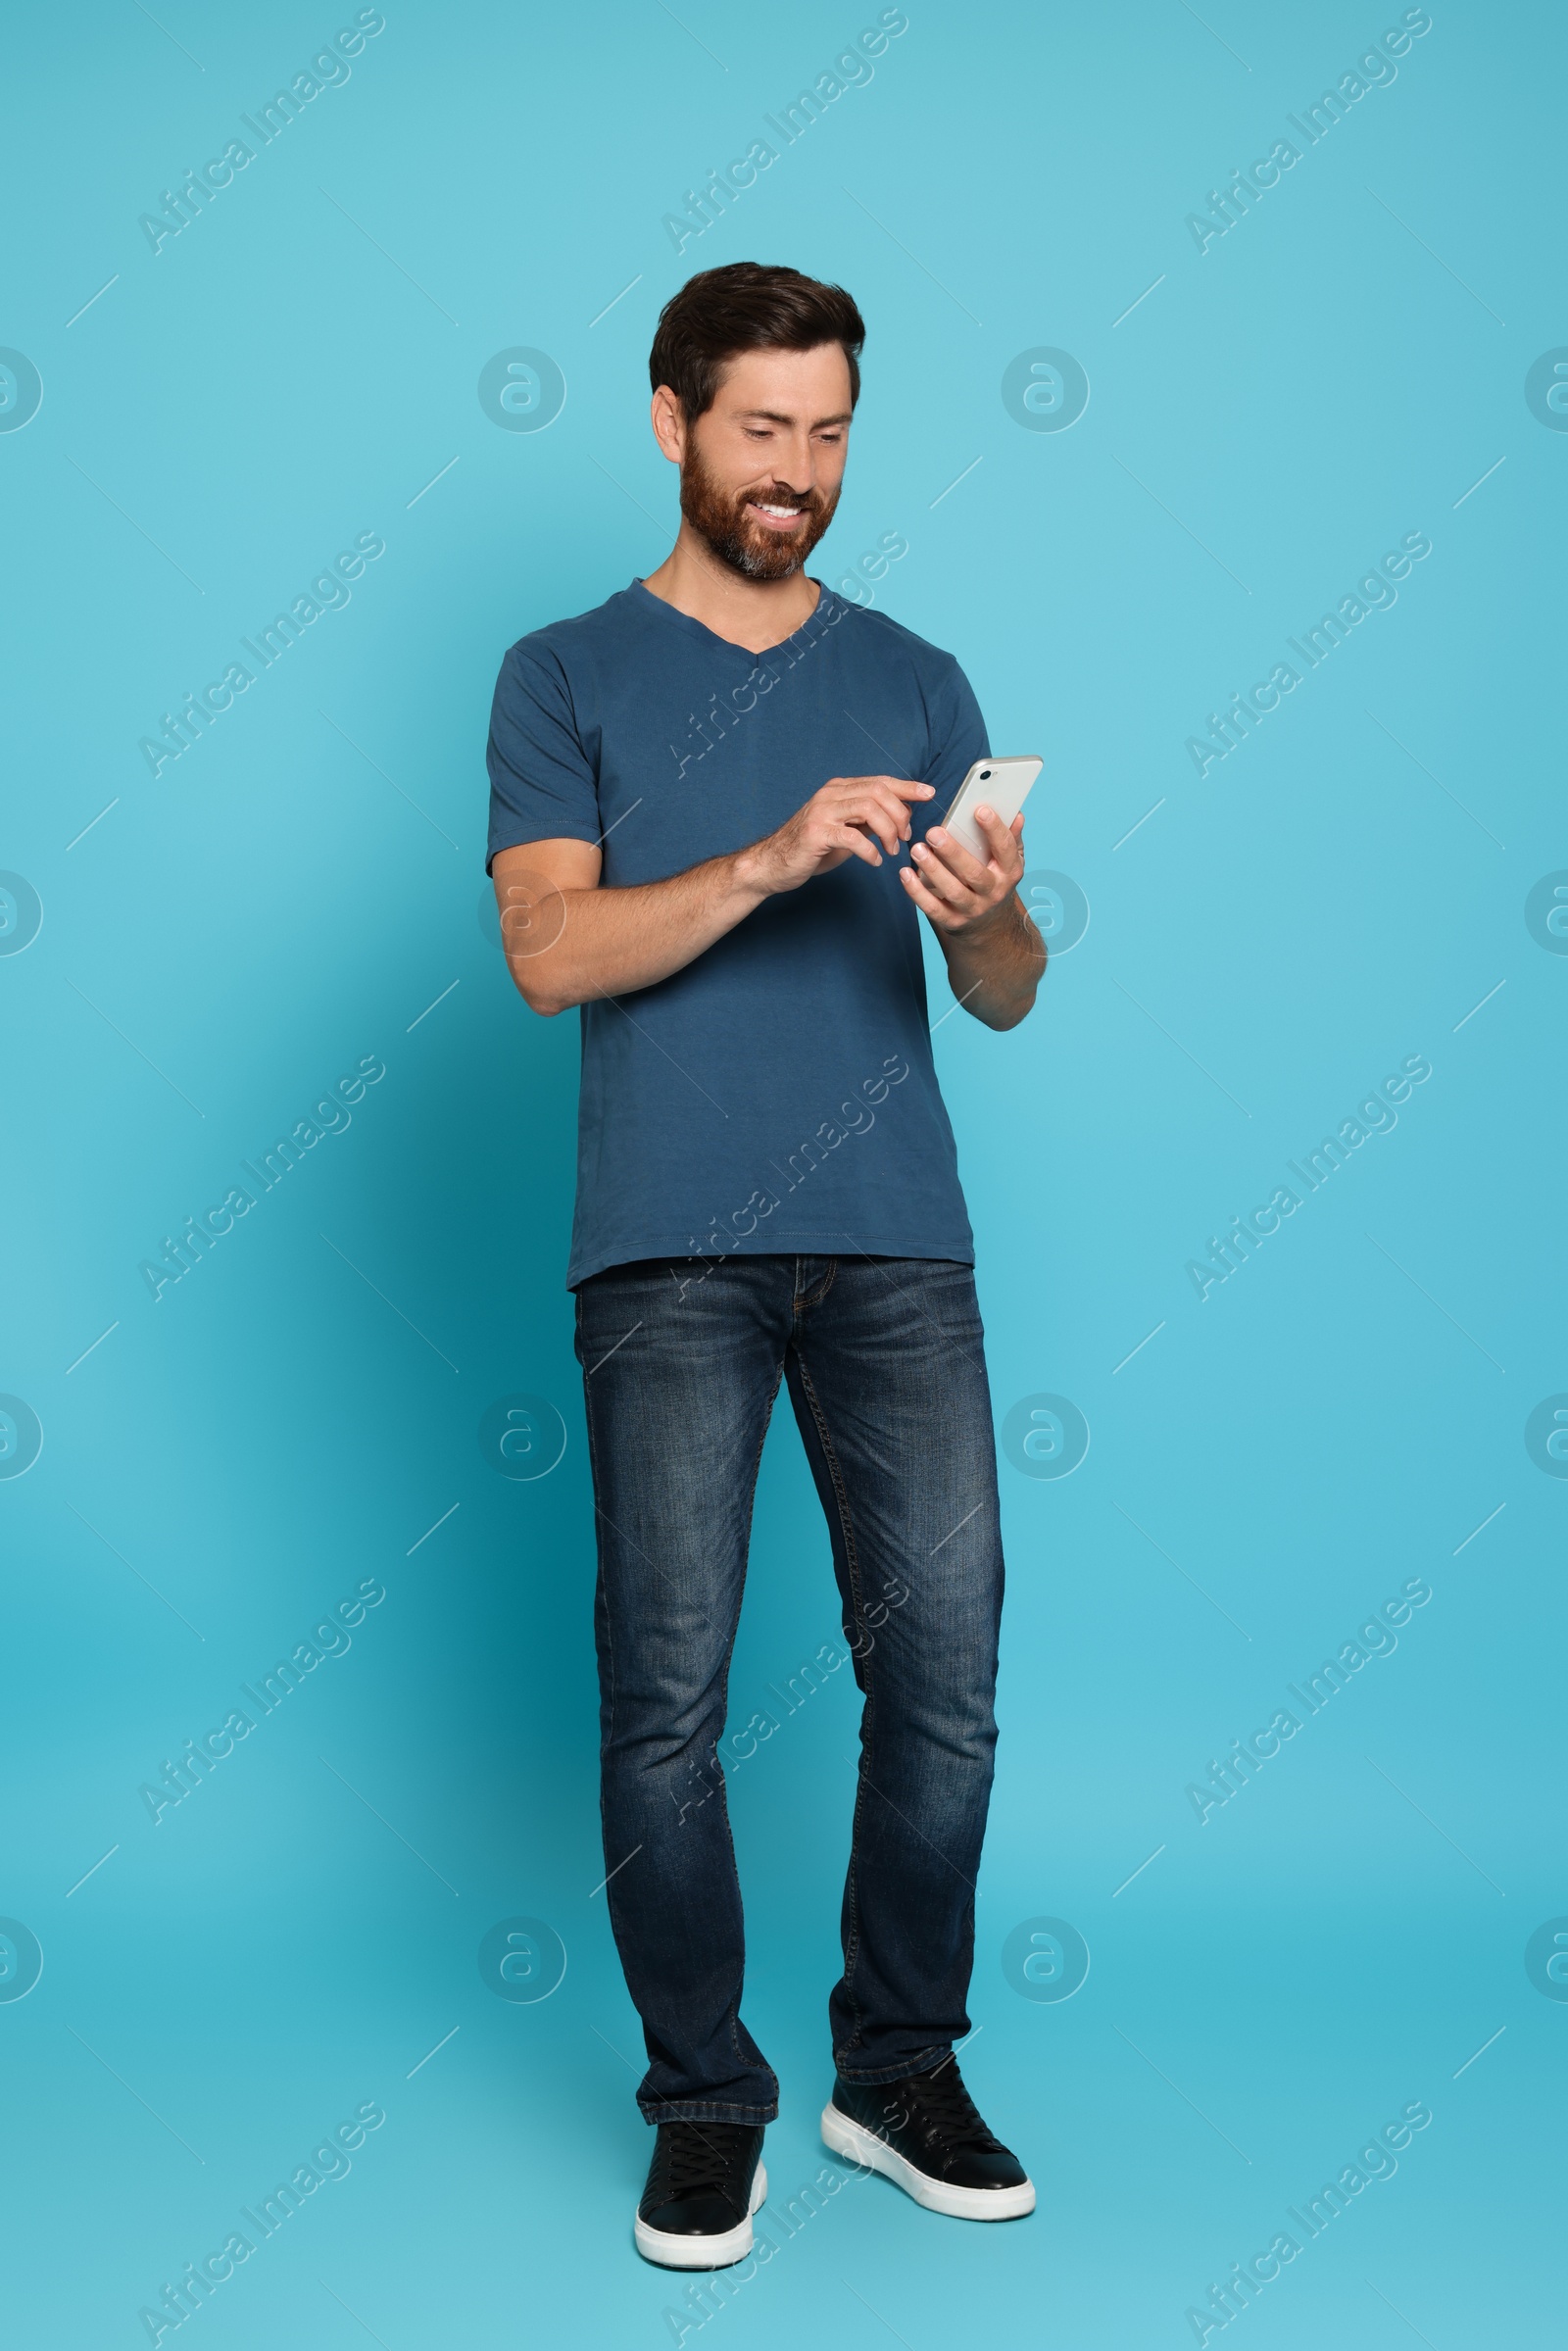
[649,263,865,421]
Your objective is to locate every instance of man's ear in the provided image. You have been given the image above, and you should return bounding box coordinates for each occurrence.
[650,384,687,465]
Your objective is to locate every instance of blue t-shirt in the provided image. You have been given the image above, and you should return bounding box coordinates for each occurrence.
[485,579,988,1288]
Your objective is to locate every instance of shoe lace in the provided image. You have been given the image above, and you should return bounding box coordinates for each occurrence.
[890,2061,1003,2153]
[661,2124,744,2199]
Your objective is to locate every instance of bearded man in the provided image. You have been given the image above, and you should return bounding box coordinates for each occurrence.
[486,262,1045,2268]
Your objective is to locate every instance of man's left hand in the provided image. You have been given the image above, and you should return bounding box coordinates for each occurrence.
[899,804,1025,933]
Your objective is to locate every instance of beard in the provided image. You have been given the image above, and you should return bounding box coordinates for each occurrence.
[678,443,838,580]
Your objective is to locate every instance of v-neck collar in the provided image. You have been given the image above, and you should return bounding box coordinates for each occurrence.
[628,575,842,662]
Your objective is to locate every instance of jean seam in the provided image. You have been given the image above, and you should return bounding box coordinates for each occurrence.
[638,2099,779,2126]
[834,2042,953,2088]
[791,1346,872,2057]
[578,1296,628,1977]
[718,1355,786,2085]
[793,1255,838,1313]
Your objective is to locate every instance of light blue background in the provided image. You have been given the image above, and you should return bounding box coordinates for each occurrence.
[3,2,1562,2343]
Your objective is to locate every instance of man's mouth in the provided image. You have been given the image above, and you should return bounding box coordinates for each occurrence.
[745,500,808,530]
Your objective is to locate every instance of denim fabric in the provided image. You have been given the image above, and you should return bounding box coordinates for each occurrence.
[574,1252,1005,2124]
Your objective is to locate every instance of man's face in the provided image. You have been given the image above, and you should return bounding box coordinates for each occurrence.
[670,342,854,580]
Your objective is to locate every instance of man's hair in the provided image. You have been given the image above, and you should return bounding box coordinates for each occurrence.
[649,263,865,422]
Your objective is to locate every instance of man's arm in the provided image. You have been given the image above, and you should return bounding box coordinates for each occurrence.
[899,805,1046,1032]
[492,774,933,1017]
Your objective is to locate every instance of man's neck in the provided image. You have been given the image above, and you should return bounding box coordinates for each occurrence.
[641,519,821,656]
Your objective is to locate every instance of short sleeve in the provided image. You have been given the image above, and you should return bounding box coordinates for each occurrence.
[913,656,990,840]
[485,641,602,873]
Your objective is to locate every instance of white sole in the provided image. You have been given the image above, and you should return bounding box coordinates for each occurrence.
[633,2160,767,2269]
[821,2102,1036,2221]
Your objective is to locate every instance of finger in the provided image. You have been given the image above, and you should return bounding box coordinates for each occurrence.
[835,823,885,868]
[871,783,922,841]
[832,774,936,806]
[842,787,912,851]
[855,804,905,854]
[919,822,993,892]
[898,862,957,927]
[908,838,981,907]
[879,783,925,842]
[972,804,1024,870]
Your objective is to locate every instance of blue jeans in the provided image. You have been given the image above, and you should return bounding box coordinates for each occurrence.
[574,1253,1005,2125]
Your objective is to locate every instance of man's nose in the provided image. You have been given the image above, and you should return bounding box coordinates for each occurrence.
[775,437,818,491]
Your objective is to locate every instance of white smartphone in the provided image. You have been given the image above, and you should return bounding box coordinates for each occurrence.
[940,754,1043,862]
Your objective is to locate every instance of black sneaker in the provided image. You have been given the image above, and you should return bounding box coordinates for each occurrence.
[821,2057,1034,2220]
[633,2121,767,2268]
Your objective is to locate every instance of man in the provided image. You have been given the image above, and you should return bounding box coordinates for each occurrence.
[487,262,1045,2269]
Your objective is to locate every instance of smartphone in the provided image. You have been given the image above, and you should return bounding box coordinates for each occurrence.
[940,755,1043,862]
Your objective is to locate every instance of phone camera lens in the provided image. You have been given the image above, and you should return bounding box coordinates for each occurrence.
[980,768,992,780]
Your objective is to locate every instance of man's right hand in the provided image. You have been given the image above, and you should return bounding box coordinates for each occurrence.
[495,776,937,1017]
[738,775,935,896]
